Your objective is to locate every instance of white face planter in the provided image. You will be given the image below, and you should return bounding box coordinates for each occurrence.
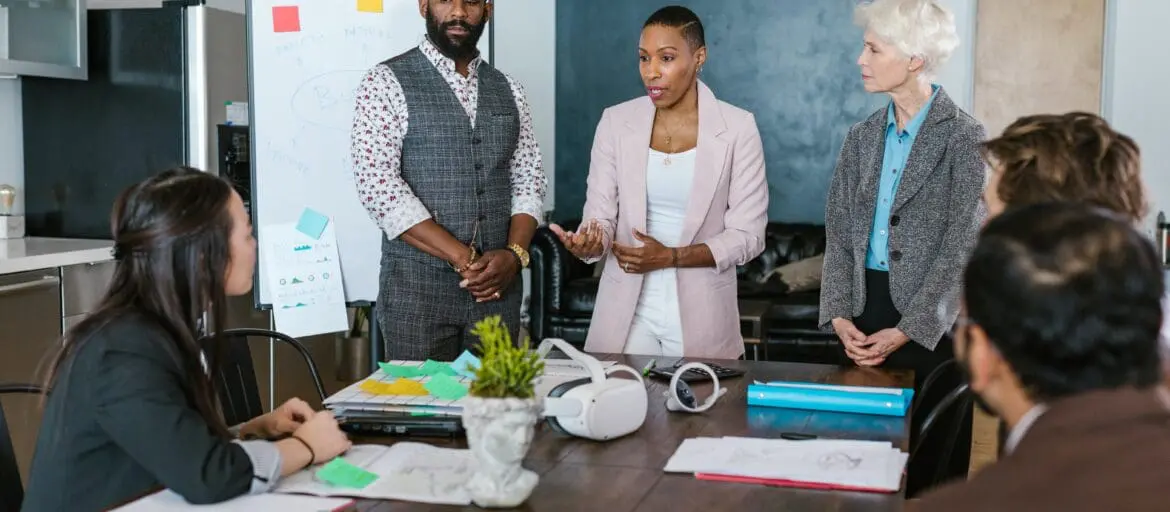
[461,396,542,508]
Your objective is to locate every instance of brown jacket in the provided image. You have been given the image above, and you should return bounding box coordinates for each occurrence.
[915,386,1170,511]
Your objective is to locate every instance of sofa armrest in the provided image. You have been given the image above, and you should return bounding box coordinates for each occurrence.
[529,222,595,340]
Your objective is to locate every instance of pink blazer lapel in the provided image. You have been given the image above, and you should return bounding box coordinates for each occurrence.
[619,98,655,235]
[678,81,730,245]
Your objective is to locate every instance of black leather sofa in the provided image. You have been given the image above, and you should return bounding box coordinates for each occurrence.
[527,220,841,363]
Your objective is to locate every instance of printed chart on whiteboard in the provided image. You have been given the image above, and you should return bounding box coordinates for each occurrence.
[262,213,349,337]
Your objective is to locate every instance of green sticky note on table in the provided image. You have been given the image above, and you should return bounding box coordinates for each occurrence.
[424,373,468,400]
[315,458,378,489]
[378,362,424,378]
[420,359,457,377]
[295,208,330,240]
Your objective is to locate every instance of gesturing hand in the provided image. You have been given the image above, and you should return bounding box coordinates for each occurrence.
[612,229,673,274]
[460,249,519,302]
[240,397,315,439]
[549,221,604,261]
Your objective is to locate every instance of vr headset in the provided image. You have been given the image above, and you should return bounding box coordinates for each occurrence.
[537,338,648,441]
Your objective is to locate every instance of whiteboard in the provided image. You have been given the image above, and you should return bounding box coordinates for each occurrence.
[247,0,491,306]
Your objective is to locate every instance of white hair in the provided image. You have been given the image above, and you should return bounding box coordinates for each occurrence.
[855,0,960,78]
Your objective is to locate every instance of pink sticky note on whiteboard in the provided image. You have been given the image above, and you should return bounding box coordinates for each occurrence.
[272,6,301,33]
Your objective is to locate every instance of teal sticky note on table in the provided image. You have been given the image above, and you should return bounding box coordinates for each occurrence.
[296,208,330,239]
[424,373,468,400]
[378,362,424,378]
[315,458,378,489]
[450,350,481,379]
[420,359,457,377]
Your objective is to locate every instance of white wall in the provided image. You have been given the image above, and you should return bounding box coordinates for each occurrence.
[1102,0,1170,238]
[934,0,977,114]
[492,0,556,214]
[0,78,22,214]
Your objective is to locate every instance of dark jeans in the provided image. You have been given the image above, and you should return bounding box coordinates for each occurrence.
[841,270,972,498]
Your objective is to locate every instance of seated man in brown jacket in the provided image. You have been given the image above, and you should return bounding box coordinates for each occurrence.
[916,202,1169,511]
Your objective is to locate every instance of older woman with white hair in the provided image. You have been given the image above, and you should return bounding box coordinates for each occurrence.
[818,0,986,496]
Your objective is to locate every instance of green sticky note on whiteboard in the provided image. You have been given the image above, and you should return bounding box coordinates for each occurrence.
[315,458,378,489]
[424,373,468,400]
[296,208,330,240]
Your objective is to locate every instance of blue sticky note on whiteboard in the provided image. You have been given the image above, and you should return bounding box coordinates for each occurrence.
[296,208,329,239]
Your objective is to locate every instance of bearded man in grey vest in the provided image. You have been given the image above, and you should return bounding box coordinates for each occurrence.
[350,0,546,361]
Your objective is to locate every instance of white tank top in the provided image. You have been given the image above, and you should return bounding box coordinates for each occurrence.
[645,147,697,247]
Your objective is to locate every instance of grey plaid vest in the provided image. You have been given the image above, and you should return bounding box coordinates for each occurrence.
[383,48,519,264]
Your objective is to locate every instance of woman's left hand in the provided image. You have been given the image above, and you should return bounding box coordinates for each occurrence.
[240,398,316,439]
[612,230,672,273]
[855,328,911,367]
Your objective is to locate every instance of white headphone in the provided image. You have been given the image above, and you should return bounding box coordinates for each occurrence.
[663,362,728,413]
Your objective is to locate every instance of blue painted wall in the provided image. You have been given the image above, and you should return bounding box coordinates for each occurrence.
[554,0,885,223]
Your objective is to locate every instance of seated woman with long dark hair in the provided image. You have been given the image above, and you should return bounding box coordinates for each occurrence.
[22,168,351,510]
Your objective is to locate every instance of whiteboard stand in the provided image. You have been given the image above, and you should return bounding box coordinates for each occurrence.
[368,310,384,373]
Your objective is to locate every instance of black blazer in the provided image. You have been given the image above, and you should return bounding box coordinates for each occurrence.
[22,312,255,511]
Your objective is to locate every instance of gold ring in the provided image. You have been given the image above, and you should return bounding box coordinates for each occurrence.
[492,292,500,299]
[624,262,630,272]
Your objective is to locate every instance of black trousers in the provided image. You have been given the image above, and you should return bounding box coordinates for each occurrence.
[844,270,972,497]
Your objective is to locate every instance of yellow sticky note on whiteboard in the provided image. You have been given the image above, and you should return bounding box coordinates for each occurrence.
[357,0,382,13]
[359,378,427,396]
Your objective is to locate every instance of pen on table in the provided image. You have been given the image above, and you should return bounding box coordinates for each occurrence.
[642,358,657,376]
[780,432,818,440]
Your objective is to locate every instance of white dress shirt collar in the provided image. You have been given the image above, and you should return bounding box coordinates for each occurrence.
[1004,404,1048,455]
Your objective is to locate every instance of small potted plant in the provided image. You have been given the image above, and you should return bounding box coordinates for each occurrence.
[462,315,545,508]
[334,305,371,381]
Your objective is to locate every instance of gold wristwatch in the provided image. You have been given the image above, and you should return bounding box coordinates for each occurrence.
[507,243,530,268]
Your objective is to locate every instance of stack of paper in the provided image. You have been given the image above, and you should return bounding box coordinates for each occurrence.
[323,355,615,416]
[274,443,476,505]
[747,381,915,417]
[664,436,908,493]
[112,491,352,511]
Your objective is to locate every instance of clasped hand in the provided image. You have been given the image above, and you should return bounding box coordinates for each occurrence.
[831,318,910,367]
[459,249,519,303]
[238,398,351,463]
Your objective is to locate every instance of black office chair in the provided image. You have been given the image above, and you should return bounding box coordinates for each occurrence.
[201,328,326,427]
[905,359,974,498]
[0,383,43,512]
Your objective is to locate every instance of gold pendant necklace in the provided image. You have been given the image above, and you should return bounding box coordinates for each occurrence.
[663,133,673,166]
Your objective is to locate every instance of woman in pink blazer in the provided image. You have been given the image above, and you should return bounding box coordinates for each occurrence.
[550,7,768,360]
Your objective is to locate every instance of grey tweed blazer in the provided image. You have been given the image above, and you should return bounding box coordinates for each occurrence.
[818,87,987,349]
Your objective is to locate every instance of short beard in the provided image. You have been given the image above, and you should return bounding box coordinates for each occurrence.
[425,8,486,61]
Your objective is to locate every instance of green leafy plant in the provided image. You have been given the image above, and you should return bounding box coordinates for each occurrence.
[468,315,545,399]
[348,306,370,338]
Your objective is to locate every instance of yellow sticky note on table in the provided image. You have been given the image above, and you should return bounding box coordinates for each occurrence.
[357,0,382,13]
[359,378,427,396]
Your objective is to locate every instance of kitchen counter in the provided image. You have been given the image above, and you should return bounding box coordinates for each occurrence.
[0,238,114,275]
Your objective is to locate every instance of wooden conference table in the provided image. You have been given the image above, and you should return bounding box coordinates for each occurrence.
[348,354,913,512]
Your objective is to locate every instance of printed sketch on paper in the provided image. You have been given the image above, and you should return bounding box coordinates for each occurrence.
[816,451,862,471]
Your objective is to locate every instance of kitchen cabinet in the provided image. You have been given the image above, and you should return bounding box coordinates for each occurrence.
[61,260,114,330]
[0,268,62,484]
[0,0,88,80]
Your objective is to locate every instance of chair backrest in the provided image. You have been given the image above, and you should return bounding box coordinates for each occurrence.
[906,361,974,499]
[200,329,326,428]
[0,384,44,512]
